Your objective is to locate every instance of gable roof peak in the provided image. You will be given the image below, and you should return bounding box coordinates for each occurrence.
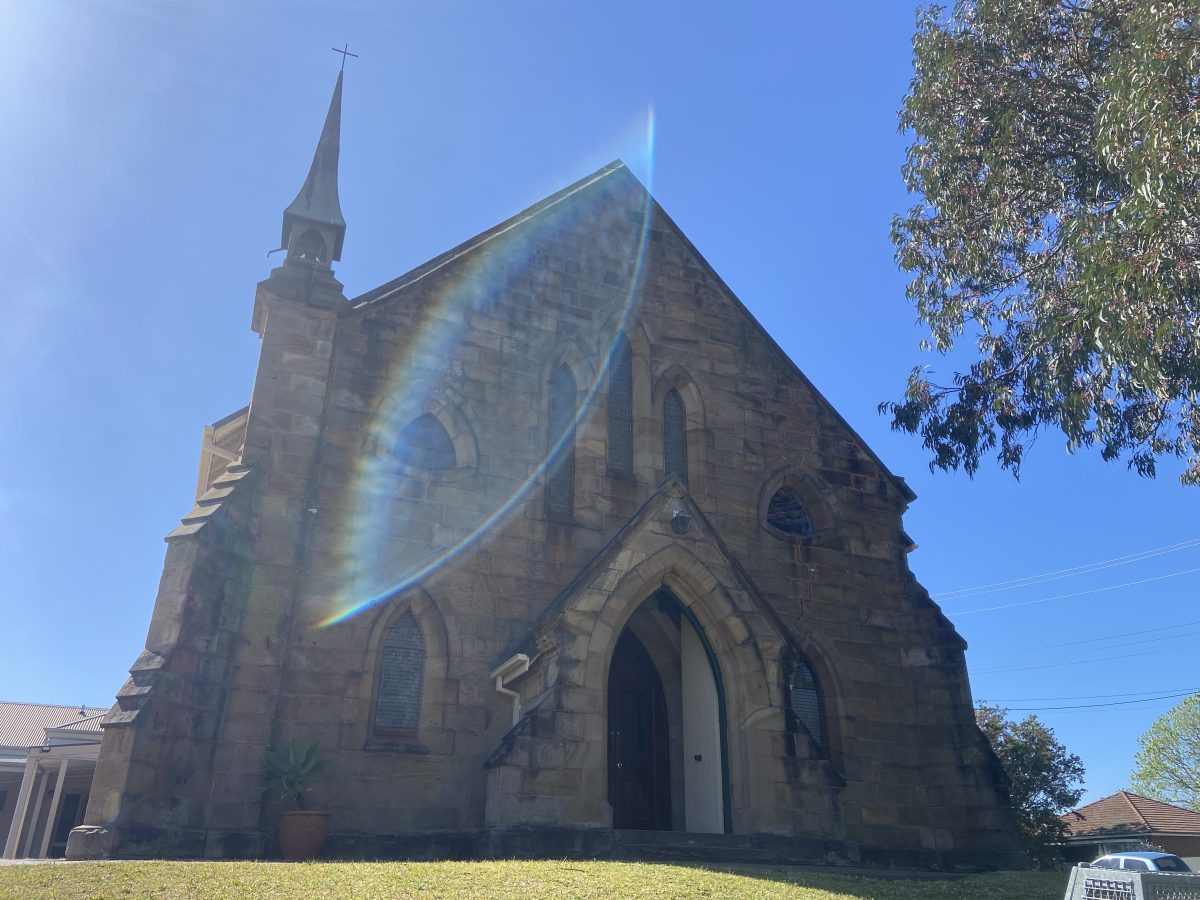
[346,158,911,499]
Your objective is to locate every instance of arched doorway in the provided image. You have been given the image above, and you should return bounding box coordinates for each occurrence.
[607,630,671,830]
[607,590,728,833]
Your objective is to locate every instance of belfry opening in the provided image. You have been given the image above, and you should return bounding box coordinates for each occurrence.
[606,589,727,834]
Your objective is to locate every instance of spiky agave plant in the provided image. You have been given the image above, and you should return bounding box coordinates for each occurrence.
[263,739,329,811]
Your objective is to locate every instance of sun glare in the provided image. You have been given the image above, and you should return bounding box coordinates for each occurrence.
[316,107,658,628]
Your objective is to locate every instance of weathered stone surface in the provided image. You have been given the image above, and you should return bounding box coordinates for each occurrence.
[71,162,1024,870]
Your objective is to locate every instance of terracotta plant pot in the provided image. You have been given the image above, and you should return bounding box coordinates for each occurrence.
[278,810,330,860]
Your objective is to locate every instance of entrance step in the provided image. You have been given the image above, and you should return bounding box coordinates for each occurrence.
[616,829,754,848]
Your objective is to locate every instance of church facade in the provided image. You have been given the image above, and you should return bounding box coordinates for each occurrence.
[68,72,1023,868]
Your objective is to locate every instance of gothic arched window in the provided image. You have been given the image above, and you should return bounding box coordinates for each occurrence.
[607,335,633,473]
[547,364,576,515]
[790,662,825,748]
[374,612,425,731]
[396,414,456,471]
[663,388,688,485]
[767,487,813,536]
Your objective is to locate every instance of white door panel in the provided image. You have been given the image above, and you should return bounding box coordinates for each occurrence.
[681,616,724,833]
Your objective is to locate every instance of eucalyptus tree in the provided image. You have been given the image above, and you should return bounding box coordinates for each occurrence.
[887,1,1200,483]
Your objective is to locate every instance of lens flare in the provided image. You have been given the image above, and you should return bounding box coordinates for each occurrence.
[316,109,657,628]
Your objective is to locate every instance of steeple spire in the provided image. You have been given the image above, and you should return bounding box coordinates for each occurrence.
[282,69,347,265]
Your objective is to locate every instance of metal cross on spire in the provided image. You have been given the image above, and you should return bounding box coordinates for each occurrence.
[332,44,358,72]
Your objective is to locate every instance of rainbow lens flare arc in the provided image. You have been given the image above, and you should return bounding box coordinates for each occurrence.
[316,111,657,629]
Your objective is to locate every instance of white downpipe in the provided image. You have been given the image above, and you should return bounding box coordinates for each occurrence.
[490,653,531,727]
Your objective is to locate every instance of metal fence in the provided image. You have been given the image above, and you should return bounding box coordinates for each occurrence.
[1064,865,1200,900]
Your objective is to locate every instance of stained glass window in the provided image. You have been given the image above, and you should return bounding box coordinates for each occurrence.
[608,336,633,472]
[767,487,813,535]
[790,663,824,747]
[664,389,687,485]
[375,612,424,730]
[548,364,576,515]
[396,414,456,471]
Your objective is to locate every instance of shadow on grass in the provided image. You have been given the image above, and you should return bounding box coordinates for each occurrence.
[660,862,1066,900]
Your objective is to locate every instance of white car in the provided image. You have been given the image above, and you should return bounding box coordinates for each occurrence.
[1090,852,1193,873]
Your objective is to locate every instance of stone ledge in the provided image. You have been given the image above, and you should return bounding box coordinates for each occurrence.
[68,824,1026,871]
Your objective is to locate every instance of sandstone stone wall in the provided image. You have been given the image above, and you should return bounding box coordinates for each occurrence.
[73,163,1022,867]
[70,461,258,858]
[269,166,1017,860]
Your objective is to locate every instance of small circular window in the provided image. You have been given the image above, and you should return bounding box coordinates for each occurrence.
[766,487,813,536]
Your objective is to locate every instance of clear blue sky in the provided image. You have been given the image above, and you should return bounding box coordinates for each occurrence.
[3,1,1195,807]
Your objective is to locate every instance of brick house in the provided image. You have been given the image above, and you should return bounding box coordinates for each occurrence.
[66,69,1023,868]
[1061,791,1200,864]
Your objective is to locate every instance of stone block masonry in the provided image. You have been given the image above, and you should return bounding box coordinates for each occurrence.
[69,161,1024,870]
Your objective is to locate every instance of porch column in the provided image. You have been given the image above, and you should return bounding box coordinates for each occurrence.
[20,766,48,858]
[38,759,69,859]
[1,758,38,859]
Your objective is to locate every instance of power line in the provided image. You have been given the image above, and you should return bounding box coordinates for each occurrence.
[997,691,1197,711]
[973,620,1200,658]
[973,627,1200,659]
[984,688,1199,702]
[936,537,1200,601]
[973,637,1200,674]
[951,566,1200,615]
[996,704,1180,716]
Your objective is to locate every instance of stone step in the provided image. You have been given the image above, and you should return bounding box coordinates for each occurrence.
[614,829,754,848]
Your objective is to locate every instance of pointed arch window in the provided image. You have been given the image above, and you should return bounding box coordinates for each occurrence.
[374,612,425,731]
[790,662,825,748]
[607,335,633,473]
[663,389,688,485]
[396,414,456,471]
[547,364,576,515]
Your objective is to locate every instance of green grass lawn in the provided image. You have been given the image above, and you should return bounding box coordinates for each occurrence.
[0,860,1064,899]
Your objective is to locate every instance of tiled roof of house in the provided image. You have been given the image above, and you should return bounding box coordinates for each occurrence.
[1061,790,1200,838]
[0,701,108,749]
